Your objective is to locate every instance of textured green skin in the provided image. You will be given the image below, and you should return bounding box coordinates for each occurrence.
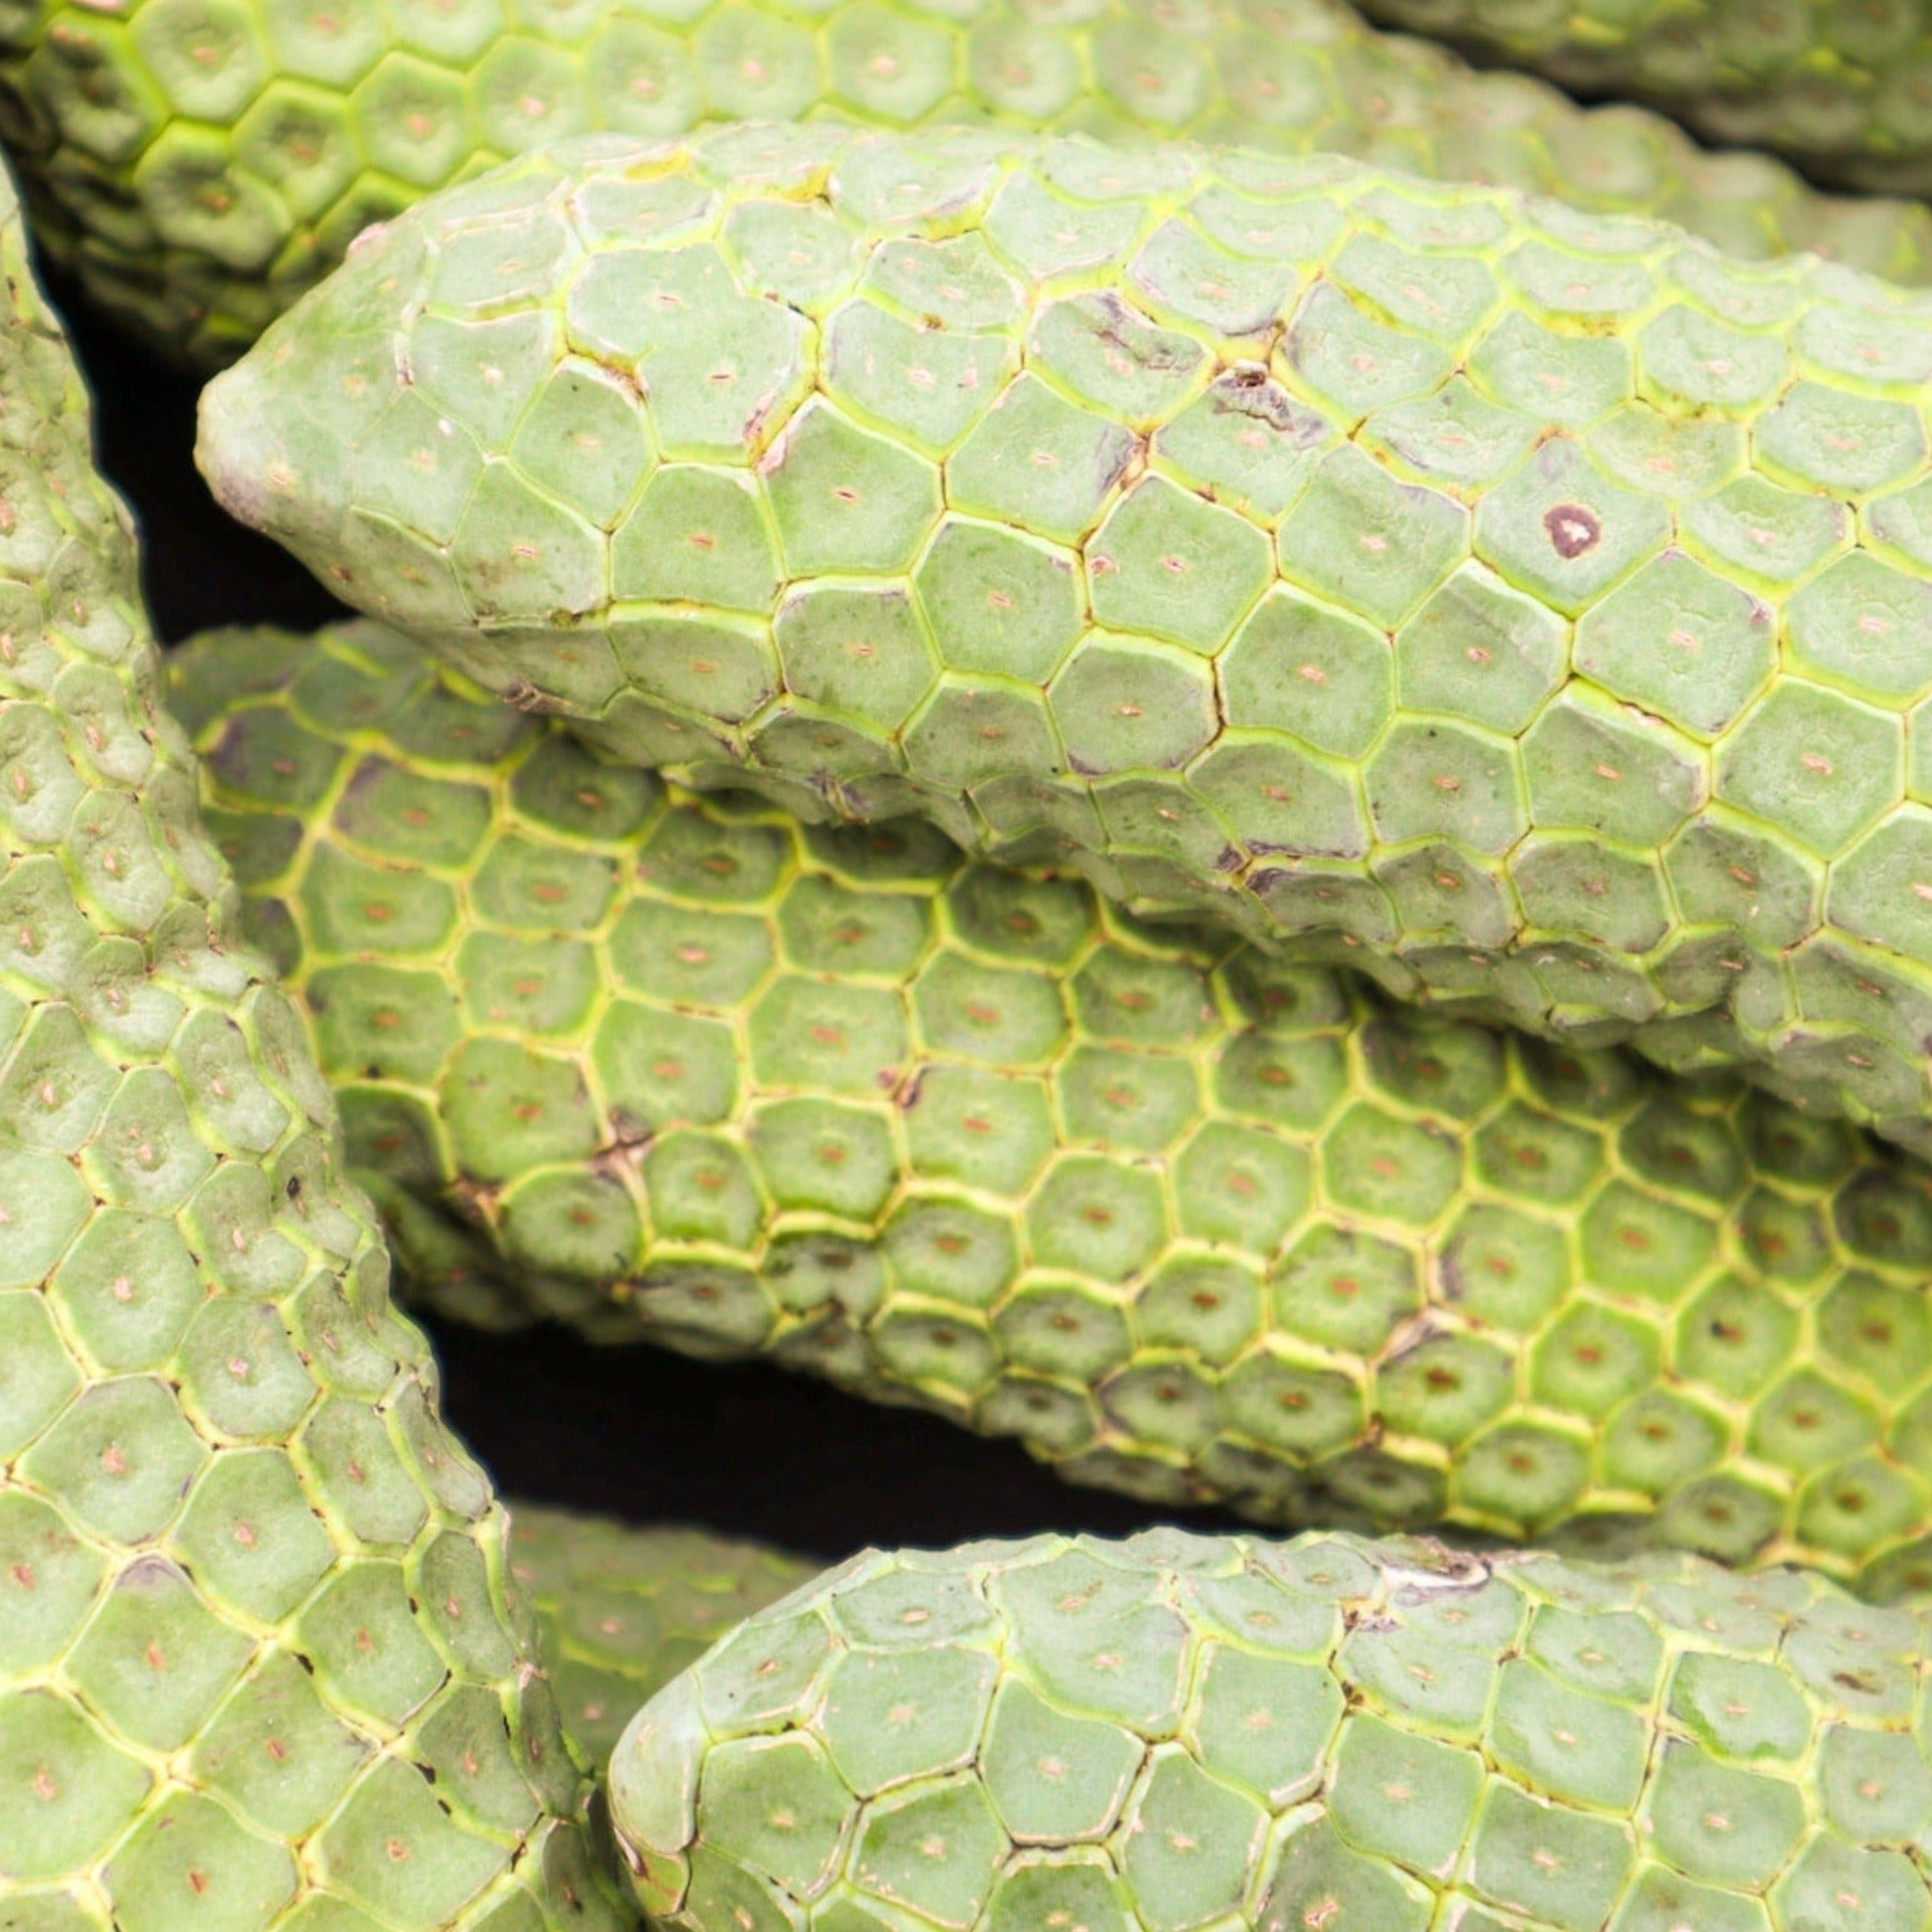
[0,167,630,1932]
[1358,0,1932,199]
[613,1529,1932,1932]
[201,126,1932,1156]
[171,619,1932,1602]
[5,0,1932,365]
[512,1504,817,1768]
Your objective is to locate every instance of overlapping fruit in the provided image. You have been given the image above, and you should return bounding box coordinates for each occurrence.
[1359,0,1932,197]
[615,1529,1932,1932]
[10,0,1932,1916]
[5,0,1931,362]
[512,1504,816,1763]
[166,619,1932,1599]
[199,126,1932,1151]
[0,146,629,1932]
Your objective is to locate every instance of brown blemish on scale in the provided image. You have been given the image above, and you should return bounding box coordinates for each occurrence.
[1544,503,1601,558]
[502,678,567,714]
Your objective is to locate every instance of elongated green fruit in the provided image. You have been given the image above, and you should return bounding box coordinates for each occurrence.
[5,0,1930,364]
[612,1529,1932,1932]
[0,160,630,1931]
[511,1504,817,1767]
[172,619,1932,1602]
[200,126,1932,1154]
[1357,0,1932,199]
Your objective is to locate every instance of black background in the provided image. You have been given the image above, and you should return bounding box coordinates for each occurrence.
[60,279,1228,1563]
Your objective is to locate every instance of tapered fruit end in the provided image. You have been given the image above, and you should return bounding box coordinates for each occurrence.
[195,356,284,531]
[196,308,468,633]
[611,1672,705,1918]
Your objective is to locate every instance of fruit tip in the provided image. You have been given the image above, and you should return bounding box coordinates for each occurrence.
[192,359,272,530]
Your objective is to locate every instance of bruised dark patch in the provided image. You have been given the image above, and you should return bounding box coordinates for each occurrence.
[1544,503,1602,558]
[1206,366,1323,440]
[604,1108,654,1149]
[336,751,397,814]
[1083,291,1201,377]
[503,677,568,714]
[1382,1309,1451,1365]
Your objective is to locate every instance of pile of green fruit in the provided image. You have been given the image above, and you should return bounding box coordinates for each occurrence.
[2,0,1932,1923]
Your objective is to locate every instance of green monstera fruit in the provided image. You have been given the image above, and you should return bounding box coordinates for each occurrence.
[170,618,1932,1602]
[612,1528,1932,1932]
[199,126,1932,1155]
[5,0,1931,363]
[511,1504,817,1767]
[0,146,630,1931]
[1355,0,1932,201]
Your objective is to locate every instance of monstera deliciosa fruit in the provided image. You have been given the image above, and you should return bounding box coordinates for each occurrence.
[1354,0,1932,199]
[0,146,630,1931]
[510,1504,817,1767]
[167,619,1932,1603]
[3,0,1931,362]
[613,1528,1932,1932]
[198,126,1932,1155]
